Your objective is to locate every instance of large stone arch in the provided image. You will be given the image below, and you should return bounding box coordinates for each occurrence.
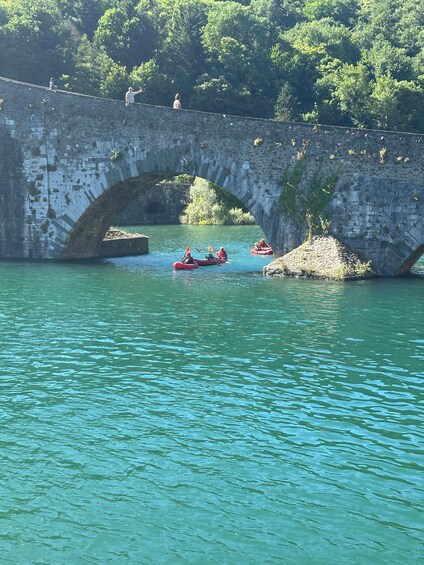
[60,146,276,259]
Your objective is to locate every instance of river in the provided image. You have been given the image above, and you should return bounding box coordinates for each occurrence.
[1,225,423,564]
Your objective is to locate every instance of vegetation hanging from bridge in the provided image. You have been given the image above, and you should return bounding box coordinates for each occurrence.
[278,162,341,239]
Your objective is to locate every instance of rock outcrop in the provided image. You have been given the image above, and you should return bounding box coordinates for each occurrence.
[263,236,376,281]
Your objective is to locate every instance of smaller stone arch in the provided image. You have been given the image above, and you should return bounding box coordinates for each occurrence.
[61,173,172,259]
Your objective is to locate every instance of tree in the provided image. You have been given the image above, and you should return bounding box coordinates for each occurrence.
[283,17,360,65]
[250,0,303,42]
[56,0,109,38]
[0,0,74,85]
[200,1,276,116]
[158,0,209,98]
[302,0,359,27]
[274,81,300,121]
[314,61,372,127]
[180,178,254,224]
[180,178,226,225]
[363,39,413,81]
[94,5,159,71]
[129,59,174,105]
[369,75,424,132]
[100,61,129,99]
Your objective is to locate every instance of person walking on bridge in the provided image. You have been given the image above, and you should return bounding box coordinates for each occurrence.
[125,86,143,106]
[173,93,182,109]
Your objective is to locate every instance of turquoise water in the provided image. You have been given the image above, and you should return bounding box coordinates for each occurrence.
[1,225,423,564]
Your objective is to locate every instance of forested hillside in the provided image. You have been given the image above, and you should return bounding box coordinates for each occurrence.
[0,0,422,132]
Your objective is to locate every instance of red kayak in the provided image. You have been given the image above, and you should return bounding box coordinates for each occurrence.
[194,256,226,266]
[195,258,219,266]
[251,246,273,255]
[173,261,199,270]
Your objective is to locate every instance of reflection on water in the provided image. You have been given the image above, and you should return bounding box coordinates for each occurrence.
[0,225,423,564]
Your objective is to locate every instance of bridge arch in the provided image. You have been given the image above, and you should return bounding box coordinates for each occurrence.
[61,146,272,259]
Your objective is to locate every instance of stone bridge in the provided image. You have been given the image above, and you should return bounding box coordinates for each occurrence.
[0,77,423,275]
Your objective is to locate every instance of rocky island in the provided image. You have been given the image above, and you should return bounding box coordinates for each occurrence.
[263,236,376,281]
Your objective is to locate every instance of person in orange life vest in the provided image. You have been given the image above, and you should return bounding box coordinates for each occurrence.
[217,247,228,260]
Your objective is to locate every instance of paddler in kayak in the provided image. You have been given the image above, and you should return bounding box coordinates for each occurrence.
[182,251,194,264]
[254,239,270,251]
[216,247,228,260]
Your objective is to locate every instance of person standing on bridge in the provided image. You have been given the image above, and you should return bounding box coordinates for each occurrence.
[173,93,182,109]
[125,86,143,106]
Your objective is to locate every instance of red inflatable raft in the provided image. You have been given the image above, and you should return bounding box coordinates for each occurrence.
[173,261,199,270]
[251,246,273,255]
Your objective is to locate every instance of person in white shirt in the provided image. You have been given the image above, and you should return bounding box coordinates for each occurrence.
[125,86,143,106]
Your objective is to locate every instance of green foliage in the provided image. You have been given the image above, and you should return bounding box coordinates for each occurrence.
[130,60,173,105]
[94,4,159,70]
[274,81,300,121]
[364,39,413,81]
[283,18,360,66]
[159,0,209,95]
[0,0,422,132]
[110,148,123,161]
[369,75,424,132]
[100,62,129,99]
[180,178,226,224]
[56,0,108,38]
[0,0,74,84]
[278,161,305,215]
[192,74,256,115]
[227,208,255,225]
[180,177,254,225]
[250,0,303,37]
[60,35,103,94]
[303,0,359,26]
[315,61,372,127]
[305,167,340,239]
[279,161,340,239]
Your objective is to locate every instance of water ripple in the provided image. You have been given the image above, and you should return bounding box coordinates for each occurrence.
[0,230,423,564]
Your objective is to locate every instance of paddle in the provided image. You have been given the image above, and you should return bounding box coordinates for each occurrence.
[194,246,214,255]
[205,246,215,260]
